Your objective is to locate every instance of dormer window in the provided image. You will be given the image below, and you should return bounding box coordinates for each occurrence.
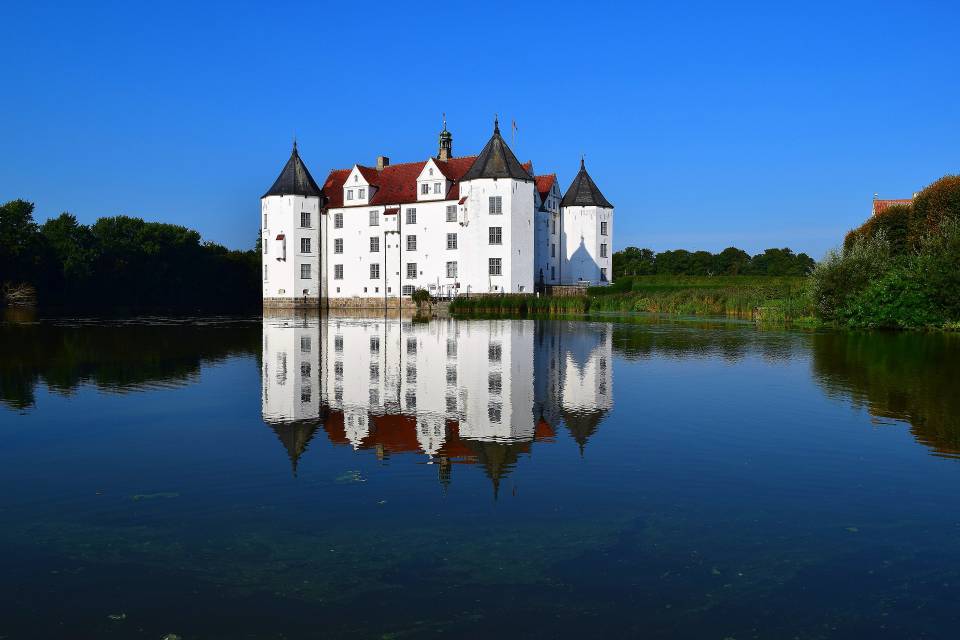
[433,182,441,194]
[347,189,354,201]
[358,188,366,199]
[354,175,358,183]
[429,168,434,176]
[421,184,429,195]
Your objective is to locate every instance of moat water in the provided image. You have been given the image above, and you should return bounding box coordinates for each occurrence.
[2,314,960,639]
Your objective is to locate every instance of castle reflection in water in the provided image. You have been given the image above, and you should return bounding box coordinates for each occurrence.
[262,315,613,488]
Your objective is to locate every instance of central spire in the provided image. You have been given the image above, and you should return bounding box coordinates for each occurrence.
[461,116,531,182]
[438,113,453,162]
[494,114,500,135]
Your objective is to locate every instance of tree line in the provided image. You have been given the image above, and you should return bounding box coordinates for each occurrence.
[613,246,815,278]
[0,199,260,311]
[810,174,960,328]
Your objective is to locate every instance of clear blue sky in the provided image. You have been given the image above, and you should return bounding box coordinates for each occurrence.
[2,1,958,258]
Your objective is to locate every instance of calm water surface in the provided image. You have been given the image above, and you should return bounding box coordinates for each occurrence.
[2,314,960,639]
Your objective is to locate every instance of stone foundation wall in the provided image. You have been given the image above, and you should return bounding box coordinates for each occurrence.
[263,297,321,310]
[325,296,417,309]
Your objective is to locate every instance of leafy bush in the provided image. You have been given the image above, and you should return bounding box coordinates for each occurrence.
[809,231,891,322]
[411,288,431,307]
[910,174,960,245]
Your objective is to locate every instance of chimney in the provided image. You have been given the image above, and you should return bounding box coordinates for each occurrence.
[377,156,390,171]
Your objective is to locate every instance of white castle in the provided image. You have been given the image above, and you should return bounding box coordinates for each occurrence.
[261,119,614,307]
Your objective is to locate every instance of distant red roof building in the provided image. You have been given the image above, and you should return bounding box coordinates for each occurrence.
[872,196,914,216]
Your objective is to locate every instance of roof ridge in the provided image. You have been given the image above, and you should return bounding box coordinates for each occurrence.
[336,155,480,174]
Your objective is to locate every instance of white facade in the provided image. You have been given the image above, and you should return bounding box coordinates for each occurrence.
[261,123,615,304]
[561,204,614,284]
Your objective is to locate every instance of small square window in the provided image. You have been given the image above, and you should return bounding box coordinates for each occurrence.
[406,208,417,224]
[369,210,379,226]
[447,233,457,250]
[334,238,343,254]
[334,212,343,229]
[446,205,457,222]
[489,196,502,214]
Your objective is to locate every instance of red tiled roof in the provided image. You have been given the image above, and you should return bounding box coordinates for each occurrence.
[535,174,557,201]
[322,156,479,210]
[872,198,913,216]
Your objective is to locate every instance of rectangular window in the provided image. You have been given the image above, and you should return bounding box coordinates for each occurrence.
[334,212,343,229]
[264,236,268,254]
[600,243,608,258]
[263,213,268,228]
[407,337,417,355]
[601,221,608,236]
[334,264,343,280]
[358,188,366,199]
[369,363,379,382]
[346,189,354,201]
[334,336,343,352]
[446,233,457,250]
[489,257,502,276]
[301,336,311,353]
[406,262,417,279]
[447,339,457,358]
[370,263,380,279]
[489,196,502,214]
[488,343,502,362]
[334,238,343,254]
[551,243,555,258]
[300,211,311,228]
[370,336,380,353]
[551,218,556,234]
[446,205,457,222]
[263,265,268,281]
[601,267,608,281]
[420,183,429,195]
[489,226,502,245]
[446,366,457,384]
[433,182,441,194]
[402,284,415,295]
[406,235,417,251]
[369,210,379,226]
[370,236,379,252]
[300,263,311,279]
[301,238,311,253]
[406,208,417,224]
[551,266,555,280]
[446,261,457,278]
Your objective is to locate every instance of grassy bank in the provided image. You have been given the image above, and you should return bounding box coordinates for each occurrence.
[449,276,814,322]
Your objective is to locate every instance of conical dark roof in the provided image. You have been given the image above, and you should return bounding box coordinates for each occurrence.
[561,158,613,208]
[262,142,323,199]
[266,419,320,476]
[461,118,533,182]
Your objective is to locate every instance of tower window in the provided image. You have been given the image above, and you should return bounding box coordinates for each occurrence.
[334,264,343,280]
[601,267,608,281]
[300,264,311,279]
[301,238,311,253]
[300,211,311,227]
[447,233,457,250]
[489,196,502,214]
[551,243,555,258]
[334,212,343,228]
[263,265,268,281]
[334,238,343,254]
[370,263,380,279]
[407,235,417,251]
[446,261,457,278]
[489,257,502,276]
[551,218,556,234]
[406,208,417,224]
[489,226,502,245]
[601,221,608,236]
[370,236,379,252]
[600,243,608,258]
[446,205,456,222]
[369,210,379,226]
[406,262,417,279]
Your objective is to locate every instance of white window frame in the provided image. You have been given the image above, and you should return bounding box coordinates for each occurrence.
[301,238,311,254]
[346,189,354,201]
[406,208,417,224]
[489,196,502,214]
[300,263,311,279]
[300,211,311,228]
[370,236,379,252]
[446,261,457,278]
[334,212,343,229]
[489,257,502,276]
[447,233,457,250]
[370,263,380,279]
[489,226,502,245]
[407,235,417,251]
[420,183,429,195]
[334,238,343,254]
[406,262,417,279]
[446,205,456,222]
[358,187,366,199]
[334,264,343,280]
[601,221,608,236]
[369,210,379,226]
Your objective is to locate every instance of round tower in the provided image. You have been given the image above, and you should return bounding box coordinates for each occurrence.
[261,142,323,308]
